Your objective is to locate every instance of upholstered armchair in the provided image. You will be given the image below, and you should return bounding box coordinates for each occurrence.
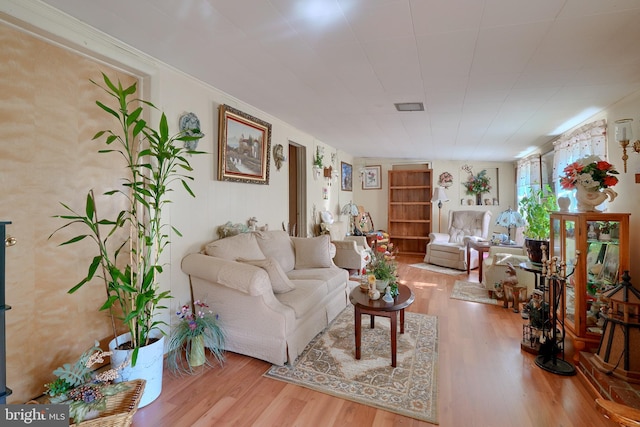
[482,246,535,298]
[424,210,491,271]
[332,236,372,271]
[320,212,371,271]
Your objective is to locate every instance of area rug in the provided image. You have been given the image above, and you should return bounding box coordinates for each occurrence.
[450,280,499,305]
[409,262,466,276]
[264,308,439,424]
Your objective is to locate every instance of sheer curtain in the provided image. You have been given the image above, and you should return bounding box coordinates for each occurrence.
[515,119,607,207]
[552,119,608,200]
[516,154,542,201]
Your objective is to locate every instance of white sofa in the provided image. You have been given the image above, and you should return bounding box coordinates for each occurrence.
[181,230,351,365]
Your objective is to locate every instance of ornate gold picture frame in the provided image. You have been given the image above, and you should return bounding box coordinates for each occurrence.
[218,104,271,184]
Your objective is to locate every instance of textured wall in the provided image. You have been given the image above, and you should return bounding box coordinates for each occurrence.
[0,22,137,402]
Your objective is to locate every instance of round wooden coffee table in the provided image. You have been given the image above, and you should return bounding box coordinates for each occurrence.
[348,284,415,367]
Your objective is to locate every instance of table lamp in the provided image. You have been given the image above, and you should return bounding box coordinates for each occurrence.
[341,201,359,235]
[495,207,525,242]
[431,187,449,232]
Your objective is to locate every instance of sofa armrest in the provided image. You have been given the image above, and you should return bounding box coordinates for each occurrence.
[181,253,272,297]
[429,232,450,243]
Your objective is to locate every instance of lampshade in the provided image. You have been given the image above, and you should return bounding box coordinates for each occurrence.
[615,118,633,142]
[341,201,359,216]
[496,207,525,228]
[431,187,449,203]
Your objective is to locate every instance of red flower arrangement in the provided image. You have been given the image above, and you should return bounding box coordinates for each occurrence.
[559,156,619,191]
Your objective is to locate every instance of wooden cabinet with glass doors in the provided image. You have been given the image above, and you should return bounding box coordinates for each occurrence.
[549,212,630,356]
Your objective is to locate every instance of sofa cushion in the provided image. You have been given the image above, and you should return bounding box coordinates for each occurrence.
[276,281,328,318]
[291,235,333,269]
[238,257,296,294]
[205,233,265,261]
[287,267,348,294]
[430,242,465,254]
[255,230,296,272]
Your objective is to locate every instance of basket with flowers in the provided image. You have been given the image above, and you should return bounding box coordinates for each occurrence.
[45,342,137,425]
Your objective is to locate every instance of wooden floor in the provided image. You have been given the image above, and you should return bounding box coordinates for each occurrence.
[132,256,616,427]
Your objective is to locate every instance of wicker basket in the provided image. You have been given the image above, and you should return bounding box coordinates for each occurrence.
[72,379,146,427]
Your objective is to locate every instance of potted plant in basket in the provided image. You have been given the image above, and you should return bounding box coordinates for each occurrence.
[518,184,558,263]
[50,73,202,406]
[167,300,226,375]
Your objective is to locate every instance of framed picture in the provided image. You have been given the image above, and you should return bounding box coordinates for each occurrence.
[341,161,353,191]
[218,104,271,184]
[362,165,382,190]
[599,244,620,284]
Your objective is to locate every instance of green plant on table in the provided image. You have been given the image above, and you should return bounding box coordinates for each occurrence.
[366,243,399,296]
[518,184,558,240]
[50,73,203,365]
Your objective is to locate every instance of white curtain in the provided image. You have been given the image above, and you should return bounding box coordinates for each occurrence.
[552,119,608,201]
[516,154,541,201]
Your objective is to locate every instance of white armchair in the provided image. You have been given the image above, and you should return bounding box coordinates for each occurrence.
[332,236,371,271]
[424,210,491,270]
[320,213,371,271]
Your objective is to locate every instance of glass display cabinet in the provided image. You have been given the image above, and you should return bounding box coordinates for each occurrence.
[549,212,630,355]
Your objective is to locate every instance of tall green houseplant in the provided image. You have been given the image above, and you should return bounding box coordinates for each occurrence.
[518,184,557,262]
[51,73,201,365]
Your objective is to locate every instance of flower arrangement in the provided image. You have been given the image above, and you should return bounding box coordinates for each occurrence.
[438,171,454,188]
[559,156,619,190]
[167,300,226,375]
[366,243,399,296]
[462,168,491,195]
[45,342,129,423]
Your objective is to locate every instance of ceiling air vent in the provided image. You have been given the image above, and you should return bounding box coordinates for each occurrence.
[394,102,424,112]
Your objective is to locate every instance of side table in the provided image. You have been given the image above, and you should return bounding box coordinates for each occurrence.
[466,240,491,276]
[349,284,415,367]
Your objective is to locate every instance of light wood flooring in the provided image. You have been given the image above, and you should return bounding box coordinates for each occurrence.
[132,256,616,427]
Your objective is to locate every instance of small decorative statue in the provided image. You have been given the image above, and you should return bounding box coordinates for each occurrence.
[498,262,522,311]
[368,279,380,300]
[522,289,549,330]
[248,217,258,231]
[382,286,394,303]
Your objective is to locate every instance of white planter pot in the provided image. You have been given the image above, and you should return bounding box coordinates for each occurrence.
[109,331,165,408]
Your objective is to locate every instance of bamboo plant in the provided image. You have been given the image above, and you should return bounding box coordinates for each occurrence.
[50,73,202,365]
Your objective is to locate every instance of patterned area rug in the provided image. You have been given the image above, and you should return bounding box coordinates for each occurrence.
[264,308,439,424]
[409,262,466,276]
[450,280,499,305]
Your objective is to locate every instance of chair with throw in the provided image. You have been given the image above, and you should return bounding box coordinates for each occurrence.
[424,210,491,271]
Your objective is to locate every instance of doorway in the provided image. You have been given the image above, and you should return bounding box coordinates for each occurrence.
[288,143,306,237]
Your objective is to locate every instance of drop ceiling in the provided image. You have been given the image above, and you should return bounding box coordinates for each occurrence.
[37,0,640,161]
